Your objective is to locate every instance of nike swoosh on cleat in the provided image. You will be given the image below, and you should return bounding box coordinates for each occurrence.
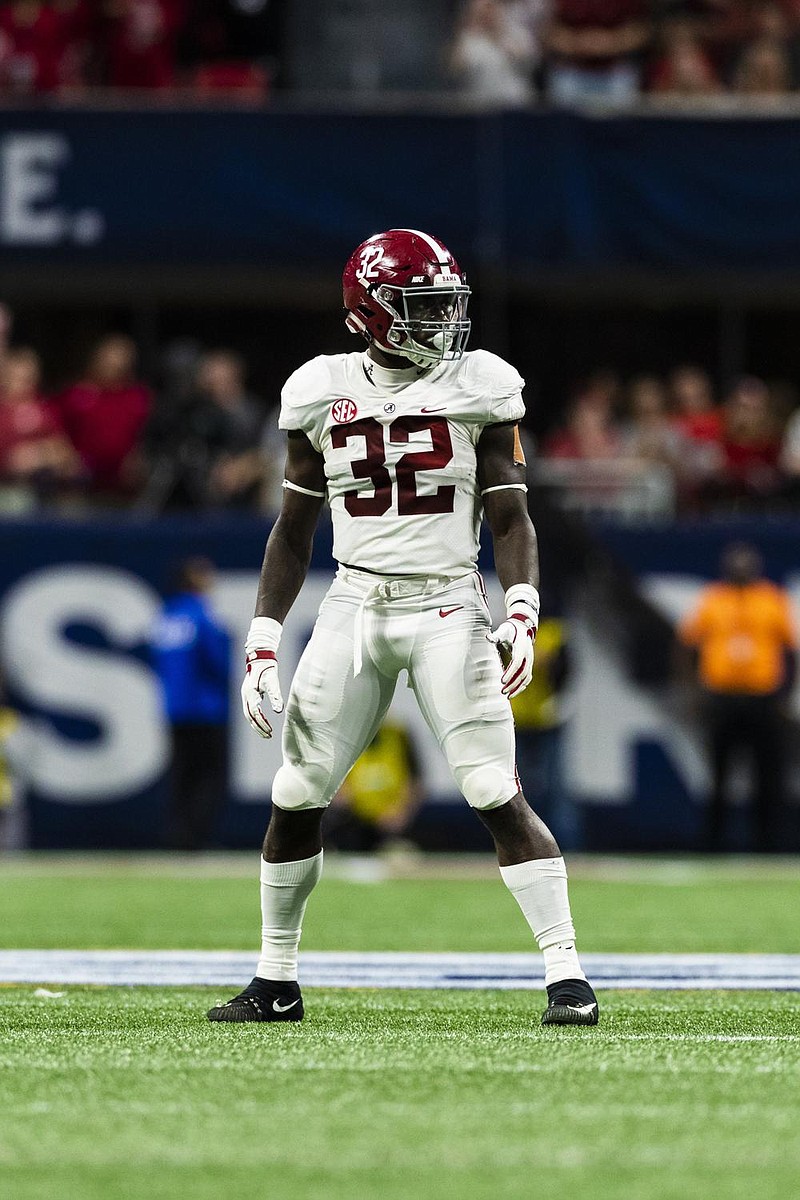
[272,998,301,1013]
[567,1003,598,1016]
[439,606,464,618]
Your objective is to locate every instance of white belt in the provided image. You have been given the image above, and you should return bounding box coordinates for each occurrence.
[340,566,469,677]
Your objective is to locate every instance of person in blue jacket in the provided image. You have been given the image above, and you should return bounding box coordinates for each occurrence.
[151,557,231,850]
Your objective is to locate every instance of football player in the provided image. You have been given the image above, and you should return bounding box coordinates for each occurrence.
[208,229,598,1027]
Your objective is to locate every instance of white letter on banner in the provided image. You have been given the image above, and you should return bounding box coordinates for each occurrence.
[211,571,272,801]
[0,133,69,245]
[566,577,708,802]
[0,566,167,802]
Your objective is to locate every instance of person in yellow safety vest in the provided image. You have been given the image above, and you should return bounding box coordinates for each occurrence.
[328,719,424,852]
[510,616,581,850]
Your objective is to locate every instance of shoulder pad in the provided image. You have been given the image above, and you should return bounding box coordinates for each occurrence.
[281,355,335,409]
[459,349,525,398]
[279,355,344,447]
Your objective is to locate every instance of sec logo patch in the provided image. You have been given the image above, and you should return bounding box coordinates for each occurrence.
[332,398,358,423]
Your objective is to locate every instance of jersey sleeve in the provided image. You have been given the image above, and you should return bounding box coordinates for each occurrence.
[461,349,526,428]
[278,356,332,451]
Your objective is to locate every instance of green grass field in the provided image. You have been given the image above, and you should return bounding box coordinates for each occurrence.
[1,855,799,1200]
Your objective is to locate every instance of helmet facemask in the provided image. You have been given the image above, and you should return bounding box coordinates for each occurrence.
[373,282,471,368]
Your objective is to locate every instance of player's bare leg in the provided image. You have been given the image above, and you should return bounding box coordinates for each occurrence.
[479,792,599,1027]
[477,790,558,865]
[263,805,324,862]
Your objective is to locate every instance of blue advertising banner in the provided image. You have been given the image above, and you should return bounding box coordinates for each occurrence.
[1,513,799,851]
[2,109,800,271]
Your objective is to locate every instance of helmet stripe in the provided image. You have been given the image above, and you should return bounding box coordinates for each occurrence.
[395,228,451,267]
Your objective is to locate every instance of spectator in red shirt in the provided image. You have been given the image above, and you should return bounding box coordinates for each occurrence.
[648,18,722,96]
[544,0,650,104]
[0,0,65,93]
[670,365,723,443]
[710,377,783,503]
[180,0,285,94]
[0,347,79,500]
[101,0,183,88]
[543,371,623,459]
[666,364,724,500]
[53,0,94,90]
[53,334,151,496]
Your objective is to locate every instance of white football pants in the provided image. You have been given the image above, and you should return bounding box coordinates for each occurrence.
[271,567,519,813]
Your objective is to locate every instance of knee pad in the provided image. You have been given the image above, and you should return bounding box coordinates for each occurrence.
[271,762,332,812]
[458,763,518,811]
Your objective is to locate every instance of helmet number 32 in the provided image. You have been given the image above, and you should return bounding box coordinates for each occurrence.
[358,245,385,281]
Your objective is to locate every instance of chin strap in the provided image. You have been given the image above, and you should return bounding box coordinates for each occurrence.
[381,340,435,369]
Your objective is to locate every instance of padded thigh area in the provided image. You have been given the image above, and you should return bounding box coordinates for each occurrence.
[408,582,518,810]
[274,573,518,812]
[275,585,398,809]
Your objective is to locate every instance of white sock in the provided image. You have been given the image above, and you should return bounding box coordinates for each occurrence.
[499,856,586,986]
[255,851,323,983]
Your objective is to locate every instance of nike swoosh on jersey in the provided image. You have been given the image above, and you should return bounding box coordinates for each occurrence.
[439,606,464,618]
[272,998,301,1013]
[420,406,446,413]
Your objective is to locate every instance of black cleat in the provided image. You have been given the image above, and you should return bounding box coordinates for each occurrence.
[541,978,599,1027]
[207,977,304,1023]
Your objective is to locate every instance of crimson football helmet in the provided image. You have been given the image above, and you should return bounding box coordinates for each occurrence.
[342,228,471,368]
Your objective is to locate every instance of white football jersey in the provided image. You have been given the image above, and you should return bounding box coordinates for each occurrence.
[279,349,525,576]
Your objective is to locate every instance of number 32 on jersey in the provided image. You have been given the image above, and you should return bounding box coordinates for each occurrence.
[331,416,455,517]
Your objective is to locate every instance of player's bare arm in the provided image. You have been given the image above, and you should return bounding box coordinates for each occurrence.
[477,422,539,593]
[240,431,325,739]
[254,431,326,621]
[477,422,540,702]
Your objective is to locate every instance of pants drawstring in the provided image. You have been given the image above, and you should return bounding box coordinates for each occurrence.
[353,586,381,678]
[344,569,469,679]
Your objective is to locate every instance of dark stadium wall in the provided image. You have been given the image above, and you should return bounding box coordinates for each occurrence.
[4,110,800,276]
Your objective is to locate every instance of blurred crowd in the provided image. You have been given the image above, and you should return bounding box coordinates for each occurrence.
[0,0,282,97]
[537,365,800,514]
[2,306,800,518]
[448,0,800,104]
[2,0,800,103]
[0,312,283,515]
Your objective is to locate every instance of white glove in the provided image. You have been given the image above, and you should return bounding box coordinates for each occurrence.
[487,584,540,700]
[241,617,284,738]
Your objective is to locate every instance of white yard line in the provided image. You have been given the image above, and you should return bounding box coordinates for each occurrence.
[1,852,799,883]
[1,951,799,990]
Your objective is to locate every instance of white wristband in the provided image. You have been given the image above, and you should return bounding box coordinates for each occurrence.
[504,584,540,629]
[245,617,283,654]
